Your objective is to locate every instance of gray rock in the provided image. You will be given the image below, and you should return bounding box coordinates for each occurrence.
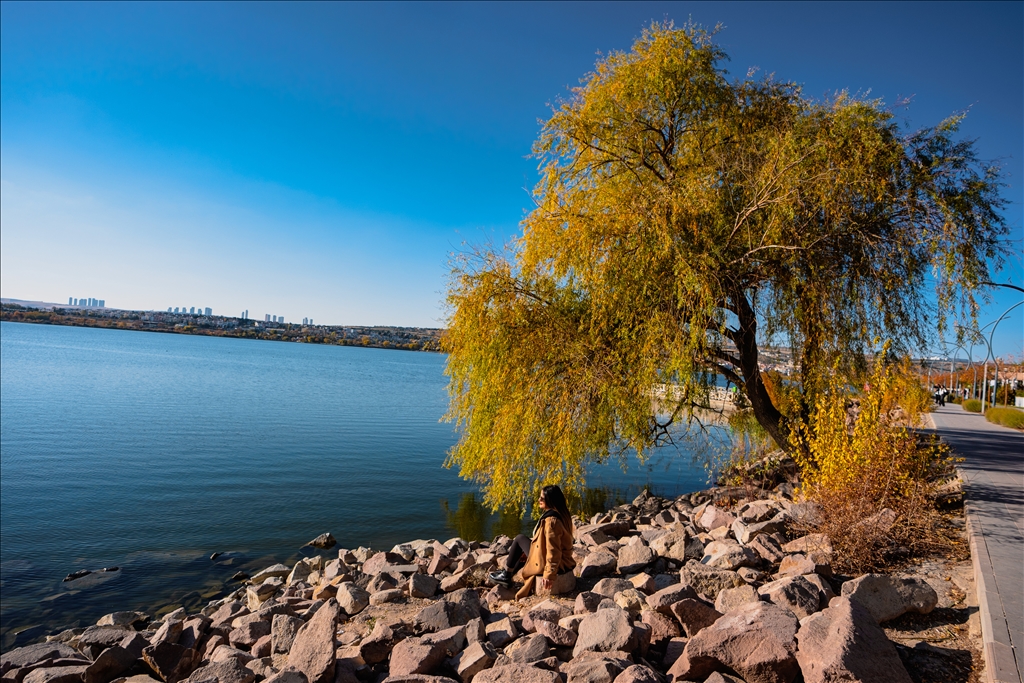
[22,666,89,683]
[452,641,497,683]
[263,669,308,683]
[505,634,549,664]
[484,616,518,649]
[562,652,632,683]
[573,609,635,657]
[522,600,572,632]
[592,579,634,599]
[334,584,369,616]
[84,646,135,683]
[250,565,291,584]
[286,598,340,683]
[1,644,83,669]
[473,664,560,683]
[574,592,607,614]
[714,584,761,613]
[580,551,618,579]
[840,573,938,623]
[732,512,790,545]
[306,533,336,550]
[700,540,759,570]
[796,596,912,683]
[679,561,745,599]
[409,574,441,599]
[533,620,577,648]
[669,598,722,638]
[611,664,660,683]
[185,659,256,683]
[370,589,405,606]
[668,601,799,683]
[141,642,201,683]
[272,614,305,655]
[748,535,785,564]
[616,543,655,575]
[758,575,822,619]
[97,612,149,628]
[358,621,397,665]
[645,584,698,615]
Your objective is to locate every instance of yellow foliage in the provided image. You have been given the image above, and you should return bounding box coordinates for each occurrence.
[793,352,937,504]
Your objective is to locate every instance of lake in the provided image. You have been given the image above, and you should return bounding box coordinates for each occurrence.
[0,321,721,648]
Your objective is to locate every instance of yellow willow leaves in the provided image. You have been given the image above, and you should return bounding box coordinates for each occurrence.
[442,22,1006,511]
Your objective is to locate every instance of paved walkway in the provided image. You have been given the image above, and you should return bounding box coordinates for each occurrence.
[928,404,1024,683]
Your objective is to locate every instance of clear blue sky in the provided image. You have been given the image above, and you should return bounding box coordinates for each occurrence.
[1,2,1021,357]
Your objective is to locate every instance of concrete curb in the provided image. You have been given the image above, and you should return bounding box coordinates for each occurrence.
[961,478,1022,683]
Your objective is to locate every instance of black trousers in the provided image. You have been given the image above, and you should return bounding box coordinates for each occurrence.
[504,534,532,572]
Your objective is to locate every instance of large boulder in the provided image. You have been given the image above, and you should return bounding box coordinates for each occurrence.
[592,579,634,599]
[573,608,636,657]
[533,619,577,648]
[563,651,633,683]
[358,620,401,665]
[522,601,572,632]
[696,506,736,532]
[612,664,660,683]
[731,513,790,545]
[452,640,497,682]
[646,584,698,615]
[286,599,340,683]
[389,626,467,677]
[335,584,370,616]
[504,633,550,664]
[184,659,256,683]
[84,645,136,683]
[700,541,759,571]
[580,551,618,579]
[305,533,336,550]
[141,642,201,683]
[714,585,761,614]
[668,601,799,683]
[1,643,83,670]
[796,596,912,683]
[668,599,722,638]
[474,664,560,683]
[484,616,518,649]
[840,574,938,623]
[679,561,745,599]
[758,576,822,620]
[272,614,305,654]
[22,666,90,683]
[617,542,655,574]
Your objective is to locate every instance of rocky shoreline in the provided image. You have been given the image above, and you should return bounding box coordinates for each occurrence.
[1,465,977,683]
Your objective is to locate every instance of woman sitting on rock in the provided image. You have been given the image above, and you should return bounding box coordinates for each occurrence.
[489,484,576,599]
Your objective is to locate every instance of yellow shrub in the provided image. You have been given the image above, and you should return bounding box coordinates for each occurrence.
[793,355,935,504]
[985,406,1024,430]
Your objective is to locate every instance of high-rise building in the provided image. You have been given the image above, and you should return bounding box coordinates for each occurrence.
[310,319,313,325]
[68,297,73,305]
[205,307,212,316]
[98,300,105,308]
[189,307,195,314]
[265,314,271,322]
[168,308,172,312]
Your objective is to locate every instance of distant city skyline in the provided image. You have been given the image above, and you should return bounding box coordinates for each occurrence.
[1,3,1020,355]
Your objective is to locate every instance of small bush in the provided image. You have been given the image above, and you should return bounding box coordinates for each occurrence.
[985,406,1024,430]
[963,399,982,413]
[792,350,962,574]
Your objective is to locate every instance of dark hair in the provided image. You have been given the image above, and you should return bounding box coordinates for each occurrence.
[541,485,573,533]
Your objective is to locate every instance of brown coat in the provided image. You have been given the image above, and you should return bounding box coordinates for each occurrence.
[516,514,575,598]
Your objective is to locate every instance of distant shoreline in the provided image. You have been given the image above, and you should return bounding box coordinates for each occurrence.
[0,303,443,353]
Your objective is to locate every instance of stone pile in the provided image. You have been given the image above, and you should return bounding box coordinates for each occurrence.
[2,481,940,683]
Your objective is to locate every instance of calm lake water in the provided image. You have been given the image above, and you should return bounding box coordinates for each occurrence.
[0,321,718,648]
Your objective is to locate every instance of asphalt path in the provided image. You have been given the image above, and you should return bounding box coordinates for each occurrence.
[928,404,1023,683]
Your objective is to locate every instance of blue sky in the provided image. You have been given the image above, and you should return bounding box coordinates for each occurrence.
[1,1,1021,356]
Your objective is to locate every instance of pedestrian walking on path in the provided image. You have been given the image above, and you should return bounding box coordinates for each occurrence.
[928,404,1024,683]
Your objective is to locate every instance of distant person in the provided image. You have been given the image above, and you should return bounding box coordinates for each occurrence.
[488,484,576,599]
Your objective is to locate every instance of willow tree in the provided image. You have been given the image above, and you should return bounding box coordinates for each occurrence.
[443,23,1007,509]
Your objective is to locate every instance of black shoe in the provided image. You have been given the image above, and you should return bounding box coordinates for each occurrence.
[488,569,512,588]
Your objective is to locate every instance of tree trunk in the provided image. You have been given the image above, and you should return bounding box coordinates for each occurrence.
[732,292,789,451]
